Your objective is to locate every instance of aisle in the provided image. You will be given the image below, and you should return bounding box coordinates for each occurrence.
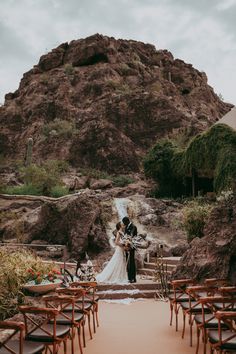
[81,300,202,354]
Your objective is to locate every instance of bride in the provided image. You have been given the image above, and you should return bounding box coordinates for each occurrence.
[96,222,128,284]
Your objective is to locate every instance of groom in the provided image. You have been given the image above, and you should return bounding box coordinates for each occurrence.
[122,216,137,283]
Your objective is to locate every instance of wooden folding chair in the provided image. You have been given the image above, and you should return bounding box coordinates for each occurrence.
[195,296,235,354]
[169,279,195,331]
[70,281,99,333]
[0,321,45,354]
[56,287,92,348]
[208,311,236,354]
[18,306,70,354]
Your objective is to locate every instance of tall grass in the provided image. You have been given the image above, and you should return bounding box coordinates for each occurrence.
[0,248,55,320]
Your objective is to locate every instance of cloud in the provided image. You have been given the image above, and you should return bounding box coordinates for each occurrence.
[0,0,235,104]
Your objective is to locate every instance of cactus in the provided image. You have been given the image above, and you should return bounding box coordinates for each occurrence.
[25,137,33,166]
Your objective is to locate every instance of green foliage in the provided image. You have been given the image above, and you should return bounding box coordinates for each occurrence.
[50,185,69,198]
[4,184,41,196]
[42,119,77,139]
[3,160,69,197]
[80,168,110,180]
[182,201,213,242]
[64,63,75,76]
[0,248,56,320]
[112,175,134,187]
[144,124,236,196]
[106,80,132,94]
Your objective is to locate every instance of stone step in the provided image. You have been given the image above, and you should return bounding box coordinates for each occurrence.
[138,268,173,277]
[97,282,159,292]
[143,262,177,271]
[149,257,181,265]
[97,289,159,300]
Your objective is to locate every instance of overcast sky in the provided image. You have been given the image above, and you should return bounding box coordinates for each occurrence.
[0,0,236,105]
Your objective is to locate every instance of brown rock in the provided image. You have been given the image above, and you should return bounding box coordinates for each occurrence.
[90,179,113,190]
[173,197,236,284]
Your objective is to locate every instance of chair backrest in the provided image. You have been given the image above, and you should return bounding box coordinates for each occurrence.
[0,321,25,354]
[18,306,59,340]
[56,288,85,311]
[170,279,195,301]
[70,281,98,302]
[213,311,236,348]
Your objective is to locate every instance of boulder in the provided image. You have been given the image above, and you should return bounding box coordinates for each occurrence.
[173,197,236,284]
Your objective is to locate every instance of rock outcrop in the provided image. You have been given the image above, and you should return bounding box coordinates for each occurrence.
[173,197,236,284]
[0,193,109,259]
[0,34,232,173]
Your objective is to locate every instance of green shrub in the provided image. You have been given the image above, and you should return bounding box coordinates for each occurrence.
[4,184,41,196]
[80,168,110,180]
[50,185,69,198]
[112,175,134,187]
[182,201,213,242]
[42,119,77,139]
[0,248,56,320]
[64,63,74,76]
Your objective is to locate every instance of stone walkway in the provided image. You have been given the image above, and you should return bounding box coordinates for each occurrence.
[62,299,204,354]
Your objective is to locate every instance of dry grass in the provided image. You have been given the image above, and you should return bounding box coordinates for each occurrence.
[0,247,55,320]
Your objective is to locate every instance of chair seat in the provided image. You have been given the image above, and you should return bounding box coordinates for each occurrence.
[194,314,229,328]
[213,302,235,310]
[208,330,236,350]
[64,302,92,312]
[0,340,45,354]
[181,301,211,313]
[168,294,189,302]
[49,312,84,325]
[26,324,70,342]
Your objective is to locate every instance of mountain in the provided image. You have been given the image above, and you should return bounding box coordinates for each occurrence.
[0,34,232,173]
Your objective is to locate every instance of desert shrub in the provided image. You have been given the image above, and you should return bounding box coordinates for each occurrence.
[0,248,55,320]
[112,175,134,187]
[50,185,69,198]
[64,63,74,76]
[42,119,77,138]
[80,168,110,180]
[3,160,68,197]
[182,201,213,242]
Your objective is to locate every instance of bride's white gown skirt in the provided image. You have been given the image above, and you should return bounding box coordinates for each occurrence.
[96,246,128,284]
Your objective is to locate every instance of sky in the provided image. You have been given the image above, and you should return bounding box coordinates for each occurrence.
[0,0,236,105]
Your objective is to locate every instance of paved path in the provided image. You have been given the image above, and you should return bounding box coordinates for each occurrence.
[63,299,205,354]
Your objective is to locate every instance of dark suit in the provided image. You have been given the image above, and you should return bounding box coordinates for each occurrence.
[125,222,137,282]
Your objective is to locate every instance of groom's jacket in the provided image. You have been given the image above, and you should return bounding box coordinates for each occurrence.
[125,222,137,238]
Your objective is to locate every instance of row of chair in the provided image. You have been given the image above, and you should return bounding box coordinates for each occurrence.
[168,278,236,353]
[0,281,99,354]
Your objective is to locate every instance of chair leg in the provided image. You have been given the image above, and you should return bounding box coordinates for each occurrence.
[71,327,75,354]
[95,303,99,327]
[92,308,96,333]
[190,314,193,347]
[182,312,186,339]
[175,304,179,331]
[63,340,67,354]
[82,319,86,348]
[170,302,173,326]
[87,312,93,340]
[196,327,200,354]
[77,325,83,354]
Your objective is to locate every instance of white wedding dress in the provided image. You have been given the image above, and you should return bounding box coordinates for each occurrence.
[96,233,128,284]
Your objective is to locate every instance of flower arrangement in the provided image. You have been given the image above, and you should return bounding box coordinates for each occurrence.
[26,267,61,285]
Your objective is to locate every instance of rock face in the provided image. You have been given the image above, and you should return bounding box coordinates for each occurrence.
[173,197,236,284]
[0,34,232,173]
[0,193,109,259]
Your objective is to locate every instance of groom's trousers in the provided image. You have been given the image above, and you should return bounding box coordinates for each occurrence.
[126,249,136,282]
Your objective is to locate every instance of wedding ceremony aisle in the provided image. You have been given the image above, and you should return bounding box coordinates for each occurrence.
[62,299,204,354]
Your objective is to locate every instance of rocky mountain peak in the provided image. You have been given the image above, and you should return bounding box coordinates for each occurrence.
[0,34,233,173]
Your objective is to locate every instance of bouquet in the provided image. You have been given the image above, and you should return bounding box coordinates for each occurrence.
[120,234,135,251]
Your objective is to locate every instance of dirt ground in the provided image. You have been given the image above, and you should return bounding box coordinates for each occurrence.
[60,299,205,354]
